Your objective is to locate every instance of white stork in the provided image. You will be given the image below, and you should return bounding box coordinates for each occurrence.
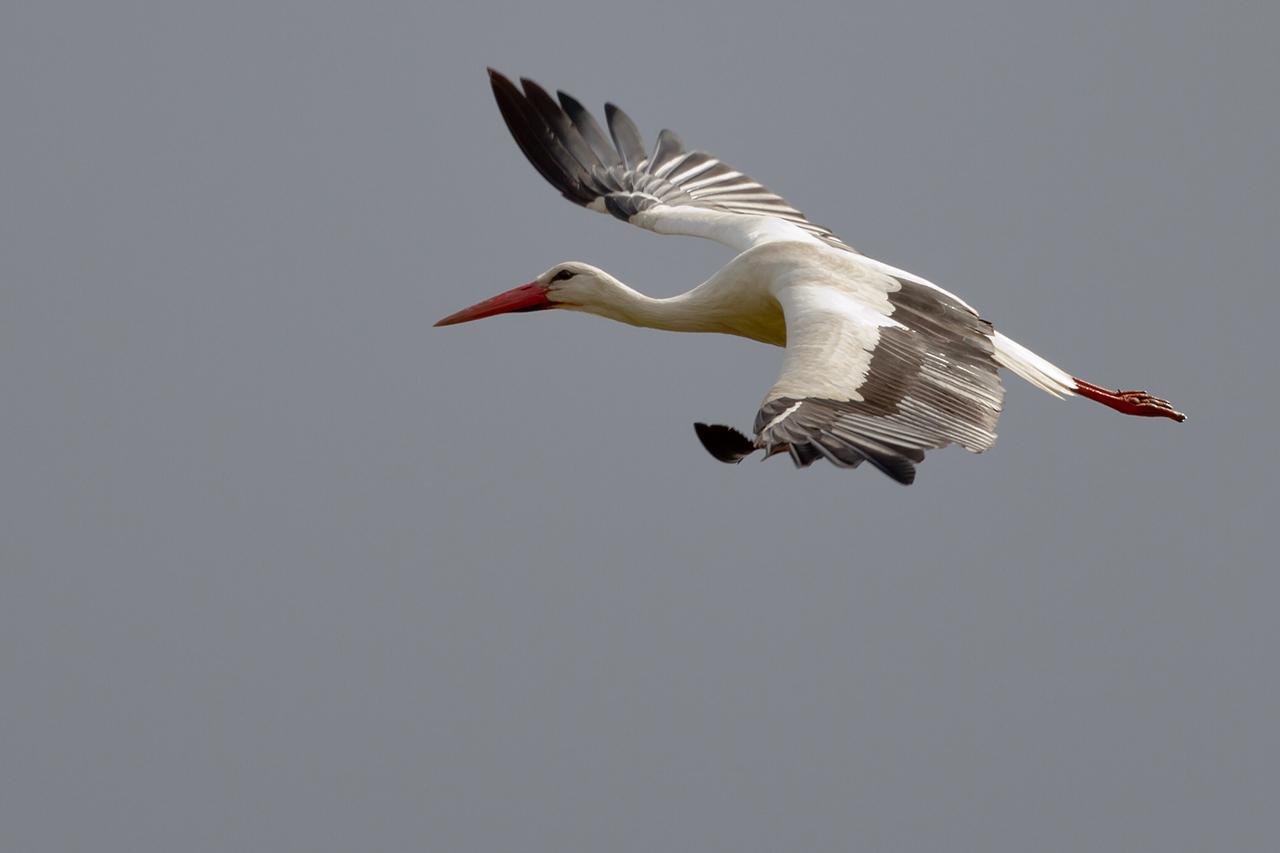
[436,70,1183,485]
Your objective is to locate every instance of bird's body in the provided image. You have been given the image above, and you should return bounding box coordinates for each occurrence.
[436,71,1183,484]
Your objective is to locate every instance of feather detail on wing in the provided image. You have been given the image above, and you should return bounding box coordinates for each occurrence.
[750,273,1005,484]
[488,69,856,254]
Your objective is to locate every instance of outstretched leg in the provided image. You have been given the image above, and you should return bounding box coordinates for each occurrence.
[993,332,1186,422]
[1071,378,1186,422]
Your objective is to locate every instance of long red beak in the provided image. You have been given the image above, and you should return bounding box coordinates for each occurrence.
[433,281,555,327]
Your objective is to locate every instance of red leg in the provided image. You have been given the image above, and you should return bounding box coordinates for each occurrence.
[1072,378,1186,422]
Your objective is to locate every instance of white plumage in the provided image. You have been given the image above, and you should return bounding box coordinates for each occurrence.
[434,71,1183,484]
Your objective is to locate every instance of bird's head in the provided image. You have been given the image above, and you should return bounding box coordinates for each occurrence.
[434,262,619,327]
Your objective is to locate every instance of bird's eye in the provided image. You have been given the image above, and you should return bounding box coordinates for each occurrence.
[550,269,575,282]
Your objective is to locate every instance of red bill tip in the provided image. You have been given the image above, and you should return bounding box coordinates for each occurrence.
[434,281,554,327]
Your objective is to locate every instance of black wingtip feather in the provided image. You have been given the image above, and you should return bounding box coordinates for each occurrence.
[518,79,604,178]
[864,453,917,486]
[558,90,622,167]
[694,423,756,464]
[787,442,825,468]
[488,72,597,206]
[604,102,647,170]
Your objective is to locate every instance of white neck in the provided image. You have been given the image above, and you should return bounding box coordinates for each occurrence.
[570,270,785,346]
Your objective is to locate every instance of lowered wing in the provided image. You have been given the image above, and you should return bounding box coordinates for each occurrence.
[696,264,1005,485]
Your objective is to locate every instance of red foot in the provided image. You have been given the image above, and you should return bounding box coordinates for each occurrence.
[1073,378,1186,422]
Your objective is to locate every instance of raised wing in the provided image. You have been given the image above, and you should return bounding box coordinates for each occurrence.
[696,266,1005,485]
[488,69,855,254]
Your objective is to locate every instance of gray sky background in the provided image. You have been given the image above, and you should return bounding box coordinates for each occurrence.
[3,1,1277,851]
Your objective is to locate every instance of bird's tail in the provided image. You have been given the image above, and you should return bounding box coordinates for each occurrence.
[992,331,1185,421]
[991,332,1076,398]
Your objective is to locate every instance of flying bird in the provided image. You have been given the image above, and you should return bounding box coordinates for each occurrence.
[436,70,1183,485]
